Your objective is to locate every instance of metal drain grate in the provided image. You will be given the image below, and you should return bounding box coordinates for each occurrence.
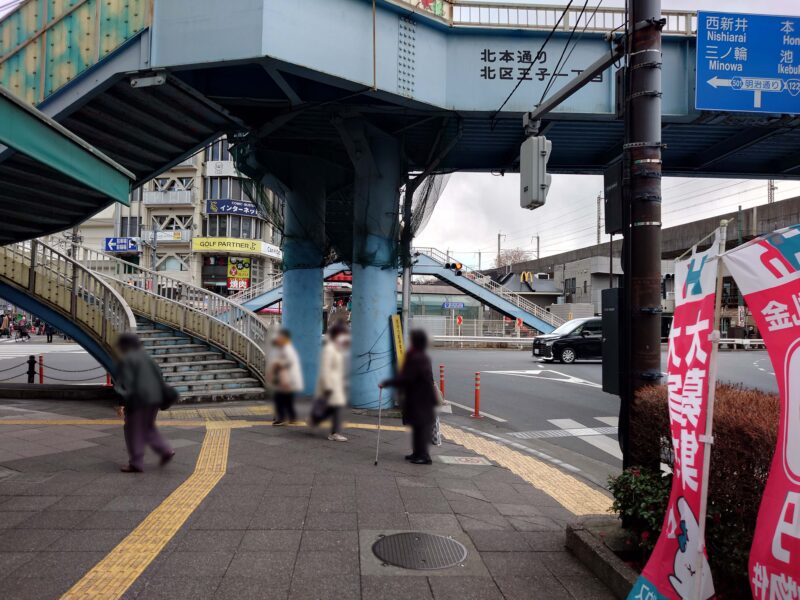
[372,532,468,570]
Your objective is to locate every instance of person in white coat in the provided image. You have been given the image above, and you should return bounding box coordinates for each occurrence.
[313,323,349,441]
[267,329,304,426]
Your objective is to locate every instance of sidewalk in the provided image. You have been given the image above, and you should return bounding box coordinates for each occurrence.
[0,398,615,599]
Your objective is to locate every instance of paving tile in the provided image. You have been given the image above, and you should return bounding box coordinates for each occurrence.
[304,512,357,531]
[263,484,312,498]
[159,551,234,578]
[9,550,105,579]
[0,552,36,581]
[361,575,434,600]
[214,575,290,599]
[80,510,149,530]
[357,512,410,530]
[191,510,255,530]
[540,551,616,598]
[225,551,296,580]
[175,529,245,552]
[300,530,359,552]
[17,510,93,530]
[292,550,360,578]
[0,495,61,511]
[456,514,514,532]
[467,530,532,552]
[0,511,38,529]
[520,531,567,552]
[289,573,360,600]
[428,576,503,600]
[0,574,76,600]
[0,528,65,551]
[240,530,302,553]
[248,507,307,530]
[493,575,573,599]
[46,494,116,511]
[493,503,544,517]
[481,552,553,578]
[407,513,462,534]
[49,529,130,552]
[506,515,562,532]
[101,495,166,512]
[136,576,222,600]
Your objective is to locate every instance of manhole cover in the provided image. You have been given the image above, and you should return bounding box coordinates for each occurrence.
[372,532,468,570]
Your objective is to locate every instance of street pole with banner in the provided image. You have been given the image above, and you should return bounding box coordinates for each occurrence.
[627,225,725,600]
[721,224,800,599]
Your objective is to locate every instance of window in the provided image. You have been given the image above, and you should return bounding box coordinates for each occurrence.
[205,139,230,162]
[583,280,588,294]
[218,215,228,237]
[230,216,241,238]
[564,278,576,295]
[241,217,252,240]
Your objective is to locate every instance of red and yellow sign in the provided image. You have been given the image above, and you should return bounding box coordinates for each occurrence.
[226,257,251,291]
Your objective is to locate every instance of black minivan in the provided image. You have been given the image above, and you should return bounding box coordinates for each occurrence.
[531,317,603,364]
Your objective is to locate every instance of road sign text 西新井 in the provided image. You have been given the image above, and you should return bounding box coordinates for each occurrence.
[104,237,138,253]
[696,11,800,114]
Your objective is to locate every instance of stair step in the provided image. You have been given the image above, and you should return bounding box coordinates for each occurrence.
[178,387,267,403]
[149,344,210,355]
[172,378,260,393]
[142,337,193,346]
[158,360,240,373]
[164,369,250,382]
[153,352,223,363]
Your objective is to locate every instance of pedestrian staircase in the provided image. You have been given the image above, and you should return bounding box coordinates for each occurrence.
[135,317,265,402]
[72,246,269,402]
[0,240,135,371]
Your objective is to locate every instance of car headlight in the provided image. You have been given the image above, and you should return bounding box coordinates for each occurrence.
[545,341,554,347]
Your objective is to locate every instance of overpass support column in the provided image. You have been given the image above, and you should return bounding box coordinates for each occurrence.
[346,124,401,409]
[282,175,326,396]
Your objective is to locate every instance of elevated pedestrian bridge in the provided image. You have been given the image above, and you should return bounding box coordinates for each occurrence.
[228,249,563,333]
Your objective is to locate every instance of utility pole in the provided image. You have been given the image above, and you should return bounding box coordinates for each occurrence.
[477,251,482,271]
[496,232,505,267]
[400,184,414,336]
[596,194,602,245]
[531,235,540,260]
[768,179,776,203]
[737,205,744,309]
[620,0,664,471]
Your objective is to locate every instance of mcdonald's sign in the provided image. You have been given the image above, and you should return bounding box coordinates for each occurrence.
[520,271,534,283]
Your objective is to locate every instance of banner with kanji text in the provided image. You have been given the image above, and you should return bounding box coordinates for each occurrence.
[722,224,800,599]
[628,233,720,600]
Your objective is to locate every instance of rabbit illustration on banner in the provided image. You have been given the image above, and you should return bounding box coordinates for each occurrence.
[668,497,715,600]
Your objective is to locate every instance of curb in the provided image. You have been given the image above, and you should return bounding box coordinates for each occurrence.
[566,520,638,600]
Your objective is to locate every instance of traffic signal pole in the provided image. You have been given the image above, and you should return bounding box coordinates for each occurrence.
[620,0,664,470]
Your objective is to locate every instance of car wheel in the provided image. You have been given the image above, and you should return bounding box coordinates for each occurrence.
[560,347,576,364]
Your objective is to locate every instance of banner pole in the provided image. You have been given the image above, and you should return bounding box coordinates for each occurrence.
[693,221,728,600]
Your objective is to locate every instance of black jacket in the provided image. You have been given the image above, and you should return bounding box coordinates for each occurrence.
[114,349,165,410]
[384,349,436,426]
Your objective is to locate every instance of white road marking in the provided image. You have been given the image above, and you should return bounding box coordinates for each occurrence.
[508,426,618,440]
[483,369,601,389]
[595,416,619,427]
[0,344,88,360]
[446,400,507,422]
[549,418,623,460]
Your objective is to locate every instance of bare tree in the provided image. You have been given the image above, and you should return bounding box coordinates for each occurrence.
[494,248,531,268]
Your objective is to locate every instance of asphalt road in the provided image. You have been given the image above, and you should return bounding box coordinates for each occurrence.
[431,346,779,487]
[0,337,107,385]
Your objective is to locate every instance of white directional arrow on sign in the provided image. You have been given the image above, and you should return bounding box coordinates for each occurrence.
[706,76,733,88]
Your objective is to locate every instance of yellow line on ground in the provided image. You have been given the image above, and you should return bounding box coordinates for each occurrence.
[439,423,611,516]
[60,424,231,600]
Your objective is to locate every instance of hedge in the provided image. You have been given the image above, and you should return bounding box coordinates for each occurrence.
[610,383,779,598]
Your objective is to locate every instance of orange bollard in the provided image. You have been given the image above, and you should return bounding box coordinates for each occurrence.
[38,354,43,385]
[106,373,112,387]
[471,372,482,419]
[439,365,445,397]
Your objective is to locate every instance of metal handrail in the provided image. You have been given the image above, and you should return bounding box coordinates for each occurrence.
[392,1,696,35]
[227,272,284,305]
[0,240,136,355]
[73,245,267,383]
[413,247,564,328]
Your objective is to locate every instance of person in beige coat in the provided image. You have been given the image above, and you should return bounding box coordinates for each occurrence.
[267,329,304,426]
[313,323,349,442]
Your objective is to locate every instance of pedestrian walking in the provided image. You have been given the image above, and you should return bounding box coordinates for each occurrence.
[266,329,303,426]
[381,329,437,465]
[0,314,9,339]
[44,323,54,343]
[311,323,349,442]
[113,333,175,473]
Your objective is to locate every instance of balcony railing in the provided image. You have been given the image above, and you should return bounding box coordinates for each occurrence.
[140,229,193,243]
[390,1,696,35]
[142,190,194,206]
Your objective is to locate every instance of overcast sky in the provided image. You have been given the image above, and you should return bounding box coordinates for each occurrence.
[2,0,797,267]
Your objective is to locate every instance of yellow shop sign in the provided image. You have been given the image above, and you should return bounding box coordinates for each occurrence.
[192,238,263,255]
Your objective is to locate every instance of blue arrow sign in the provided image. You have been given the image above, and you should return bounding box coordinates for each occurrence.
[442,302,465,309]
[696,11,800,114]
[104,237,138,253]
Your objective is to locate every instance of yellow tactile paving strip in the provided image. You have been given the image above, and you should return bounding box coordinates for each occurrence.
[60,423,231,600]
[440,423,611,516]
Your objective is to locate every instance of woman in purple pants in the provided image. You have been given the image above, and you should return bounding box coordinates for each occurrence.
[114,333,175,473]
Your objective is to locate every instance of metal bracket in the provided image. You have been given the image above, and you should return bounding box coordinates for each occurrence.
[628,90,663,100]
[699,434,714,445]
[623,141,666,150]
[522,114,541,137]
[639,306,663,315]
[639,370,663,381]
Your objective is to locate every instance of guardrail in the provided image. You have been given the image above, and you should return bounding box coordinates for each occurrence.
[227,272,284,305]
[413,247,564,329]
[0,240,136,359]
[73,245,267,384]
[718,338,766,350]
[392,1,696,35]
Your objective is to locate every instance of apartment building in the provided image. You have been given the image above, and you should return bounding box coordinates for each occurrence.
[64,138,283,295]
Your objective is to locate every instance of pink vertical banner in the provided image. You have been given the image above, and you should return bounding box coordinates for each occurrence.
[628,233,720,600]
[722,225,800,599]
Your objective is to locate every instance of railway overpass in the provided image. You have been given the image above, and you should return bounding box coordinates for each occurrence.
[2,0,800,406]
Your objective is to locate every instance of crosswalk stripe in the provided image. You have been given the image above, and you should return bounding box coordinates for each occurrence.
[594,416,619,427]
[508,426,618,440]
[0,344,88,360]
[549,418,622,460]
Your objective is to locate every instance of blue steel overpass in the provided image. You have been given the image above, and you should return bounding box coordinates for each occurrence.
[2,0,800,407]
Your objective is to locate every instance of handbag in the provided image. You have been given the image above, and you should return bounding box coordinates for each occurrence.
[431,413,442,446]
[160,382,179,411]
[309,395,328,425]
[432,380,445,406]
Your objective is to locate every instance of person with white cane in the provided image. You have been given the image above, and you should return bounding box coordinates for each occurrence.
[380,329,437,465]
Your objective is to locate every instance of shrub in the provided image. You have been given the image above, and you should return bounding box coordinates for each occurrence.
[610,383,779,598]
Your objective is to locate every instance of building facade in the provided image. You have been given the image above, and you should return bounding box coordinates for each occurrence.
[60,137,283,295]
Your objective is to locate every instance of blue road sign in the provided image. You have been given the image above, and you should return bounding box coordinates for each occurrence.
[696,11,800,114]
[442,302,465,310]
[104,237,138,253]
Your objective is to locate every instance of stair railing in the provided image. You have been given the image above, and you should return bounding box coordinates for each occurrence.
[0,240,136,356]
[227,272,284,305]
[412,247,564,328]
[73,245,267,384]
